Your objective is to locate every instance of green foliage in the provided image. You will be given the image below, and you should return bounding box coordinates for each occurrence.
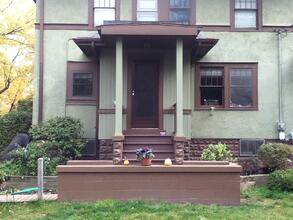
[0,109,32,153]
[0,164,7,184]
[238,158,259,175]
[201,143,233,161]
[268,169,293,192]
[136,148,155,161]
[3,141,59,176]
[258,143,292,172]
[0,187,293,220]
[14,97,33,112]
[30,116,85,164]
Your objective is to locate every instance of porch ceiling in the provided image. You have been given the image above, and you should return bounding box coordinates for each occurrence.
[74,23,218,61]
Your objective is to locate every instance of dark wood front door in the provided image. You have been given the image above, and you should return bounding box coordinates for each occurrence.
[131,61,159,128]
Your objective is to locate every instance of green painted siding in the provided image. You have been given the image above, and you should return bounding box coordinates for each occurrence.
[263,0,293,26]
[196,0,230,25]
[66,105,97,138]
[192,32,293,139]
[44,0,88,24]
[120,0,133,20]
[33,30,40,125]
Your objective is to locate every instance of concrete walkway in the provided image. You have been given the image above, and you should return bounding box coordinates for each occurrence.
[0,193,58,203]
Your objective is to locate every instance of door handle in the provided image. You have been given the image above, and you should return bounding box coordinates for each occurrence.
[131,90,135,96]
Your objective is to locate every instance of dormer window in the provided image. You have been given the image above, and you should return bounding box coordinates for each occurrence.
[137,0,158,21]
[94,0,116,26]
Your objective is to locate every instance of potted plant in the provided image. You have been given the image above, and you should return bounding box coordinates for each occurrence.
[136,148,155,166]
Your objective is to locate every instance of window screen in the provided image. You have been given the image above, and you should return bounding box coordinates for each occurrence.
[137,0,158,21]
[200,68,224,106]
[240,139,264,156]
[94,0,116,26]
[230,69,253,108]
[235,0,257,28]
[73,73,93,97]
[81,139,97,156]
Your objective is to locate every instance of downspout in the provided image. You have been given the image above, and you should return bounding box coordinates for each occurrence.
[38,0,45,122]
[275,28,288,140]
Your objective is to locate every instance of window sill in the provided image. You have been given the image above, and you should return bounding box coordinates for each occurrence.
[66,98,97,106]
[194,107,258,111]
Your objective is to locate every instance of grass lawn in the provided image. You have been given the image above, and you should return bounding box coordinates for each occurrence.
[0,187,292,220]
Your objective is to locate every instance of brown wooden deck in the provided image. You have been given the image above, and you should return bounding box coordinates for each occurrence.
[57,161,241,205]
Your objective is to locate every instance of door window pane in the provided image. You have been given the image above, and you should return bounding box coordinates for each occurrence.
[230,69,253,107]
[73,73,93,96]
[137,0,158,21]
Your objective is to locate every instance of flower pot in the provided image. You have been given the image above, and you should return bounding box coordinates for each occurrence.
[141,158,152,166]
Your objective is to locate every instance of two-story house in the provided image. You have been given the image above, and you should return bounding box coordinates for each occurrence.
[33,0,293,164]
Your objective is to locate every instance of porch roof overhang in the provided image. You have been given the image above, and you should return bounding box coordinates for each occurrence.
[74,23,218,61]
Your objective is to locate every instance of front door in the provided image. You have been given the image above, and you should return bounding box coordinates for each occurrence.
[131,61,159,128]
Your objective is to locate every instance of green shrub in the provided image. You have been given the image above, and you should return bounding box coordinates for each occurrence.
[5,141,59,176]
[30,116,85,163]
[268,169,293,192]
[201,143,233,161]
[0,110,32,153]
[238,158,260,175]
[258,143,292,172]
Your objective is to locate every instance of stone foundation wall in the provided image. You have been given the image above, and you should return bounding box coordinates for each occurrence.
[99,139,113,160]
[185,139,240,160]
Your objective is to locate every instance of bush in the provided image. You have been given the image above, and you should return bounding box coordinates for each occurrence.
[201,143,233,161]
[0,110,32,153]
[268,169,293,192]
[30,116,85,163]
[238,158,260,175]
[258,143,292,172]
[3,141,59,176]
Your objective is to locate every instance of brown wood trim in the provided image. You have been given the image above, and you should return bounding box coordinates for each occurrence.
[38,0,44,122]
[66,61,99,104]
[230,0,263,31]
[195,62,258,110]
[98,109,128,114]
[163,109,192,115]
[88,0,94,29]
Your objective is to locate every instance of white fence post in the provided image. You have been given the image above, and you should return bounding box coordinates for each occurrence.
[37,158,44,200]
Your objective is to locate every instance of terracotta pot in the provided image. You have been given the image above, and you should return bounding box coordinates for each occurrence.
[141,158,152,166]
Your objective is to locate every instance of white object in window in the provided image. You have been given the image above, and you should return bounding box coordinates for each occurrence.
[94,0,115,26]
[137,0,158,21]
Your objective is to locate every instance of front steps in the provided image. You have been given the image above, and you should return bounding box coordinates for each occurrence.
[123,135,174,161]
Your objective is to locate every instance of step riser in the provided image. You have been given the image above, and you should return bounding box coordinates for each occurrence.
[123,145,174,151]
[123,152,175,160]
[124,136,172,143]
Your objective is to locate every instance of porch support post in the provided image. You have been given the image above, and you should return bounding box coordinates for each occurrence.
[113,37,124,165]
[174,38,185,165]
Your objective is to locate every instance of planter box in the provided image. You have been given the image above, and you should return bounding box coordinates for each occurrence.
[57,162,241,205]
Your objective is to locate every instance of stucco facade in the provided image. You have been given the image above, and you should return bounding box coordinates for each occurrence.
[34,0,293,159]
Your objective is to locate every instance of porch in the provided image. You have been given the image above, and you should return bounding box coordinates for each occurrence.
[74,23,218,164]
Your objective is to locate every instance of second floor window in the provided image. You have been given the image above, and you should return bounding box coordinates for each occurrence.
[137,0,158,21]
[234,0,258,28]
[170,0,191,23]
[94,0,116,26]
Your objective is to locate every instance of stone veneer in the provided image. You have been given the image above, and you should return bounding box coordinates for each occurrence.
[99,139,113,160]
[185,139,240,160]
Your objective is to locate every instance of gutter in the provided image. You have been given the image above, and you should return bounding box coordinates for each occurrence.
[38,0,44,122]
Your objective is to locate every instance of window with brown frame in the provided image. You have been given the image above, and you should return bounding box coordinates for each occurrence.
[67,62,98,105]
[195,63,258,110]
[94,0,116,26]
[234,0,258,28]
[169,0,191,24]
